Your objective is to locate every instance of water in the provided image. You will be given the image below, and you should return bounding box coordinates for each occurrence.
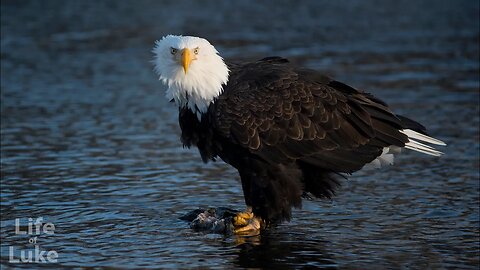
[1,0,479,268]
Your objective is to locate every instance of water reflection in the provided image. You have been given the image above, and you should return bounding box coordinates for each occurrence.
[233,231,337,269]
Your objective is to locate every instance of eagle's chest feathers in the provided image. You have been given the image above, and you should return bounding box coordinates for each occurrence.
[165,71,228,120]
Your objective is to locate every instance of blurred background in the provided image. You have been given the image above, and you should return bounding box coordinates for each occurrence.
[1,0,478,268]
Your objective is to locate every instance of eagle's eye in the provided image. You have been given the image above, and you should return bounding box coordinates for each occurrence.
[170,48,178,55]
[193,48,199,55]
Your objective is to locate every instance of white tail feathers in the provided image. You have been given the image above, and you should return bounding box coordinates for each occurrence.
[363,129,446,170]
[400,129,446,157]
[401,129,447,146]
[363,147,395,169]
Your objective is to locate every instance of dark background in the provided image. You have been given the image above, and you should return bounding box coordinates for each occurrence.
[1,0,479,268]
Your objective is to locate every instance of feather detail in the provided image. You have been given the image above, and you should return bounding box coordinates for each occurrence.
[363,147,395,169]
[401,129,447,146]
[401,129,446,156]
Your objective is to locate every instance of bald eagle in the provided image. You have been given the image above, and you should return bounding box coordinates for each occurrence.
[153,35,446,233]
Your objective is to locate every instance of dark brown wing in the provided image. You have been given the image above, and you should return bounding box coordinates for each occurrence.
[210,57,409,173]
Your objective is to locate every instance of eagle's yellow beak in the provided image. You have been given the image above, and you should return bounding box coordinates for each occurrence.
[181,48,194,74]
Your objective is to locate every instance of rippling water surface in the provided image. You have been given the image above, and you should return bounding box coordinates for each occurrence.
[1,0,479,268]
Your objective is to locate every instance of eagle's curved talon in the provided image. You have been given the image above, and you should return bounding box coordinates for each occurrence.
[233,209,254,227]
[233,216,263,235]
[233,207,263,234]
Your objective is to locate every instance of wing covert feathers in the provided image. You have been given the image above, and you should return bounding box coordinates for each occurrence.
[211,59,445,172]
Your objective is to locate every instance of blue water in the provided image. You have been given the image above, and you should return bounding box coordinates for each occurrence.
[1,0,479,268]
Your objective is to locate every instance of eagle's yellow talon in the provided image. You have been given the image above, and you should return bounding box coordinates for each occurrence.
[232,208,263,235]
[233,216,248,227]
[236,211,254,220]
[233,210,254,227]
[233,217,263,234]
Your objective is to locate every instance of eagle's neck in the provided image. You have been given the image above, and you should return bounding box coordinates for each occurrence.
[167,82,221,120]
[164,64,230,120]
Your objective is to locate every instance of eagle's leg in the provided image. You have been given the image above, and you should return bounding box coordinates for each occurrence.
[233,207,264,234]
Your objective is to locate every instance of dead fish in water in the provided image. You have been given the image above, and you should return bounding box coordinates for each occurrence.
[179,207,238,234]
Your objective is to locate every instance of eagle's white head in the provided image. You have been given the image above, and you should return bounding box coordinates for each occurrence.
[153,35,229,115]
